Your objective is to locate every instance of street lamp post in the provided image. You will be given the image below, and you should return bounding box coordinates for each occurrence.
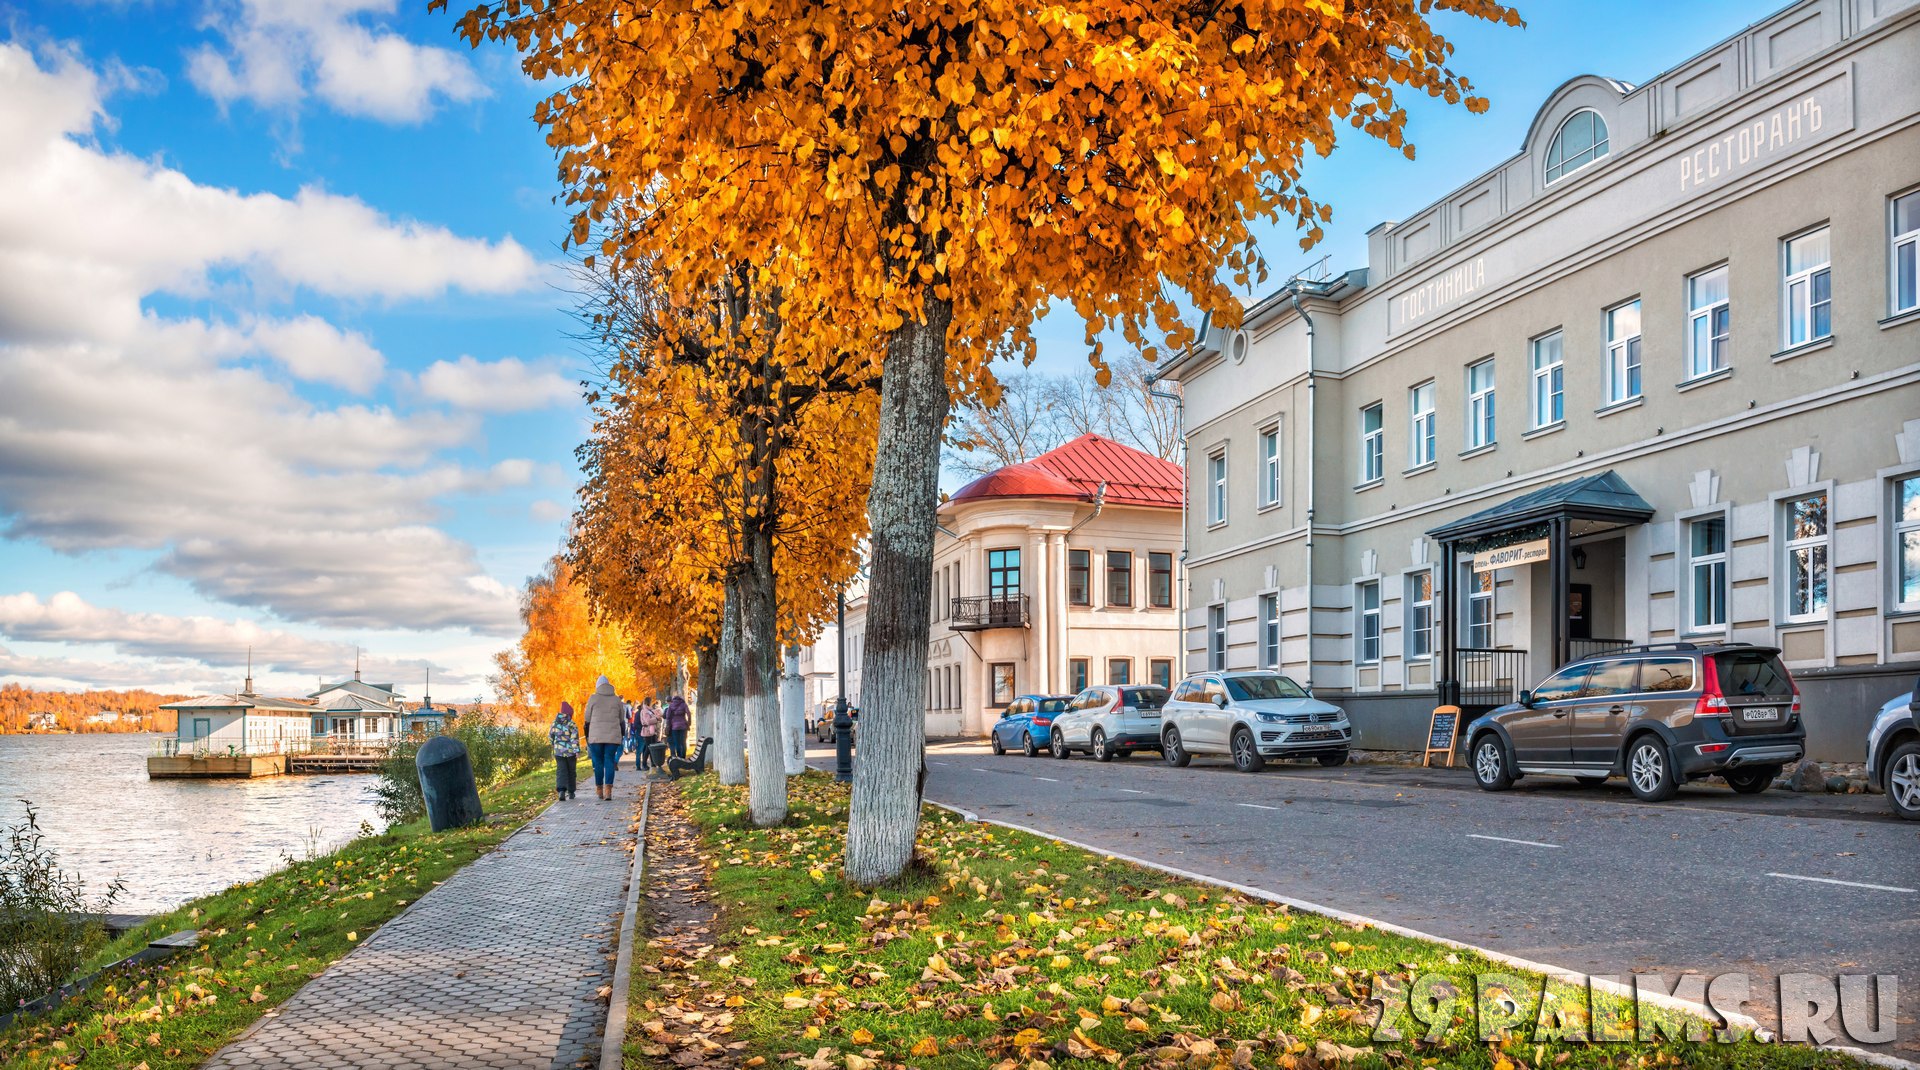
[833,589,853,782]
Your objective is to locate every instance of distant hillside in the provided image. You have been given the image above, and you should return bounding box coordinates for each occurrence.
[0,684,188,733]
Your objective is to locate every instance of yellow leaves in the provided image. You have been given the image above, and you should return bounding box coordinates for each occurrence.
[1230,34,1256,55]
[345,932,357,943]
[1124,1016,1150,1033]
[909,1036,940,1057]
[1050,955,1073,969]
[849,1027,875,1044]
[1011,1028,1044,1049]
[782,992,814,1010]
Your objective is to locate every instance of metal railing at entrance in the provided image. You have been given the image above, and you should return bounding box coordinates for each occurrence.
[1456,648,1528,708]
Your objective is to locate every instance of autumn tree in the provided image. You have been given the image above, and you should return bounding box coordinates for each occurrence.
[495,554,666,730]
[449,0,1516,882]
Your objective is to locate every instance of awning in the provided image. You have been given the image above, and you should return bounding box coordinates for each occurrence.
[1427,470,1654,543]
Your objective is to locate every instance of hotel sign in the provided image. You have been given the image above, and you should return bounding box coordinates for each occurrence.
[1676,85,1842,196]
[1474,538,1550,573]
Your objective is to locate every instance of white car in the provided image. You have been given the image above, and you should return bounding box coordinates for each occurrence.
[1160,671,1351,772]
[1865,676,1919,821]
[1048,685,1171,761]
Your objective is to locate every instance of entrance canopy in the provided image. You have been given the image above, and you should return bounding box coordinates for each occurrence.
[1427,469,1653,543]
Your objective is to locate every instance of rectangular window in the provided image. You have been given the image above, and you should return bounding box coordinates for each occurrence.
[1107,657,1132,685]
[1407,571,1433,659]
[1067,549,1090,606]
[1687,266,1730,378]
[1530,332,1564,428]
[1105,551,1133,608]
[1603,299,1642,404]
[1465,359,1495,449]
[1207,605,1227,671]
[1356,582,1381,665]
[1409,382,1436,467]
[1259,425,1282,507]
[1259,593,1280,668]
[1149,658,1173,690]
[991,663,1016,706]
[1784,493,1829,620]
[987,548,1021,599]
[1069,658,1089,694]
[1784,228,1832,347]
[1466,572,1494,648]
[1687,515,1728,633]
[1360,403,1384,483]
[1895,476,1920,610]
[1148,551,1173,608]
[1897,191,1920,316]
[1207,451,1227,525]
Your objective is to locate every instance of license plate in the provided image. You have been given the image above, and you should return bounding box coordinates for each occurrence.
[1295,729,1337,740]
[1744,706,1780,722]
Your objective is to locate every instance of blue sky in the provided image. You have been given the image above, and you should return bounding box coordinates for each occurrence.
[0,0,1778,697]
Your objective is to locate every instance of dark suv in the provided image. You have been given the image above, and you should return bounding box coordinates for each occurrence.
[1467,642,1805,801]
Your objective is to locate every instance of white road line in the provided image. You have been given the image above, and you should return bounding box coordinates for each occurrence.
[930,761,949,766]
[971,767,992,773]
[1033,776,1060,783]
[1766,872,1916,894]
[1117,789,1147,794]
[1466,833,1562,849]
[1237,803,1281,811]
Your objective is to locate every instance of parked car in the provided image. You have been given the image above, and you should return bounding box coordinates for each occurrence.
[1468,641,1805,802]
[1865,675,1920,821]
[1159,671,1351,772]
[813,704,858,743]
[989,695,1074,756]
[1048,685,1171,761]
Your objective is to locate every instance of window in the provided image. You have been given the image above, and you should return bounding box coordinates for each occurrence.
[1106,550,1133,608]
[1641,658,1695,693]
[1067,549,1090,606]
[1895,476,1920,610]
[1466,572,1494,648]
[1544,109,1609,184]
[1148,552,1173,608]
[1069,658,1089,694]
[1465,359,1495,449]
[1207,451,1228,525]
[1530,664,1591,703]
[1409,382,1436,466]
[1530,332,1564,428]
[1783,228,1832,347]
[990,663,1016,706]
[1149,658,1173,690]
[1259,593,1280,668]
[1582,660,1638,698]
[1686,515,1728,633]
[1407,571,1433,659]
[1687,266,1730,378]
[1207,605,1226,671]
[1107,658,1132,685]
[1356,582,1381,665]
[1894,191,1920,315]
[1360,403,1384,483]
[1259,425,1282,507]
[1784,493,1829,620]
[1603,299,1642,404]
[987,548,1021,599]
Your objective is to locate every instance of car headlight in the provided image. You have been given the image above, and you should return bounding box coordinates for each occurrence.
[1255,712,1284,723]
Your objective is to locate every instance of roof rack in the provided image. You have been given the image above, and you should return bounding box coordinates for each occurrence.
[1611,640,1760,655]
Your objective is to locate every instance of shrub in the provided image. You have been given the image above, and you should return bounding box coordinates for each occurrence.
[1,803,124,1010]
[370,715,550,826]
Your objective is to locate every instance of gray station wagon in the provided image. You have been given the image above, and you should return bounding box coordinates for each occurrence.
[1467,642,1805,801]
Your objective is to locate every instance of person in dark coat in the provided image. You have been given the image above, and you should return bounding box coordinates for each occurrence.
[663,695,691,759]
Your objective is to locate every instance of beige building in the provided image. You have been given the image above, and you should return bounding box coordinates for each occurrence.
[1157,0,1920,760]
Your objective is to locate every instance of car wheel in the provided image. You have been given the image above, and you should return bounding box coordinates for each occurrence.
[1163,727,1192,768]
[1472,735,1514,792]
[1092,729,1112,763]
[1723,766,1778,795]
[1051,733,1071,760]
[1575,775,1608,787]
[990,733,1005,756]
[1230,727,1265,773]
[1317,751,1348,768]
[1626,735,1679,802]
[1022,733,1037,757]
[1885,741,1920,821]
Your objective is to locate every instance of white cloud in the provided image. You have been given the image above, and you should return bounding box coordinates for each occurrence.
[529,499,569,523]
[416,354,578,412]
[187,0,487,123]
[248,314,385,391]
[0,643,224,692]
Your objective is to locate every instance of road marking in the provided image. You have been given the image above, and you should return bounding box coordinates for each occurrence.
[1033,776,1060,783]
[930,761,949,767]
[1237,803,1281,811]
[1766,873,1916,894]
[1466,834,1562,849]
[971,767,992,773]
[1117,789,1147,794]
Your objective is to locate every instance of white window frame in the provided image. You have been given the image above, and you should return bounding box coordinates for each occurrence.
[1682,510,1729,635]
[1544,108,1610,185]
[1356,581,1381,665]
[1259,592,1279,668]
[1603,299,1642,405]
[1782,226,1832,348]
[1207,450,1227,526]
[1207,604,1227,671]
[1408,382,1436,467]
[1465,358,1495,449]
[1894,472,1920,613]
[1465,571,1495,649]
[1406,571,1433,660]
[1893,189,1920,317]
[1686,265,1730,379]
[1781,491,1831,622]
[1530,331,1564,429]
[1258,423,1282,508]
[1360,403,1384,483]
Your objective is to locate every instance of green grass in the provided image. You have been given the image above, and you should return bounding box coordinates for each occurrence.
[0,764,556,1069]
[628,772,1860,1070]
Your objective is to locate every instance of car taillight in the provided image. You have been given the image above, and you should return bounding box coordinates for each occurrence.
[1034,717,1052,727]
[1789,676,1802,718]
[1694,658,1730,717]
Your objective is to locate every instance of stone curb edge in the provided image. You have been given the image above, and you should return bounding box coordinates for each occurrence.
[601,781,653,1070]
[923,798,1914,1070]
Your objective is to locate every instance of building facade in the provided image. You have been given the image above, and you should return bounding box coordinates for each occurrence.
[1159,0,1920,761]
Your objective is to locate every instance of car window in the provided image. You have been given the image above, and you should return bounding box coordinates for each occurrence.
[1641,658,1694,693]
[1170,680,1198,702]
[1202,679,1227,704]
[1581,660,1637,697]
[1121,687,1168,710]
[1531,665,1590,703]
[1713,651,1791,697]
[1224,675,1310,701]
[1037,698,1070,713]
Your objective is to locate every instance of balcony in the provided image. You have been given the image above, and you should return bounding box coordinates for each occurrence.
[950,594,1030,631]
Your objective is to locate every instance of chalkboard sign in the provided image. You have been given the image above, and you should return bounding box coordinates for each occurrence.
[1422,705,1460,768]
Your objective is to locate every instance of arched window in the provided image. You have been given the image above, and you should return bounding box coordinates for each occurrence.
[1544,109,1609,184]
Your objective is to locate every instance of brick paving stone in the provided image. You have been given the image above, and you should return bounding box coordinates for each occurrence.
[204,788,638,1070]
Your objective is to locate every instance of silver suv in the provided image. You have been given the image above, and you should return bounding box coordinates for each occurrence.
[1865,676,1919,821]
[1161,671,1351,772]
[1049,685,1170,761]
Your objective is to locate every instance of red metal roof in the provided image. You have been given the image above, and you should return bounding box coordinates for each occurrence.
[950,434,1182,509]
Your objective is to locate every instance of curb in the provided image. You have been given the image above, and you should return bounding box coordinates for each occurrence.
[922,798,1914,1070]
[601,781,653,1070]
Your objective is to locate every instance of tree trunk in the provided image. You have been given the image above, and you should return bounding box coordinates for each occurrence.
[844,295,953,886]
[742,524,787,825]
[781,645,807,775]
[693,640,717,736]
[715,576,747,785]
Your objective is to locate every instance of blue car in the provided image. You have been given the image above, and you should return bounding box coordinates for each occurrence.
[989,694,1075,757]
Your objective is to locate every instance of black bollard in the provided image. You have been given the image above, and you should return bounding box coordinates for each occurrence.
[832,696,854,782]
[416,735,484,831]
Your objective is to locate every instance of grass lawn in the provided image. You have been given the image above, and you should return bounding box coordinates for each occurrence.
[631,771,1860,1070]
[0,763,556,1070]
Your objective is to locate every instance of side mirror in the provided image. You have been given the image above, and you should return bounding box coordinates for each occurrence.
[1212,694,1229,708]
[1518,690,1534,708]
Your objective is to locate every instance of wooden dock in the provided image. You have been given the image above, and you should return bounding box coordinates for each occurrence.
[288,749,388,774]
[147,753,287,778]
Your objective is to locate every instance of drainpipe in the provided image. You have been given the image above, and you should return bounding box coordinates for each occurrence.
[1145,375,1186,680]
[1289,289,1318,694]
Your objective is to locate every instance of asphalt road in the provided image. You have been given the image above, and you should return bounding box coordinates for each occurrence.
[812,740,1920,1053]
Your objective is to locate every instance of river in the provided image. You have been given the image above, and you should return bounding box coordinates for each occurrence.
[0,733,383,913]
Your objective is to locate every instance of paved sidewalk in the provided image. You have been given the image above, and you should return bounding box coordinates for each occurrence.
[205,788,639,1070]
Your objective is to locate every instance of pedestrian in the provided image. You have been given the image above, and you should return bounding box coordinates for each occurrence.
[549,702,580,801]
[634,696,662,772]
[583,675,627,801]
[664,694,691,759]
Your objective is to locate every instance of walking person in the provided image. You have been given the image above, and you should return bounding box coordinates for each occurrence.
[664,695,691,760]
[634,697,662,772]
[583,675,627,801]
[549,702,580,801]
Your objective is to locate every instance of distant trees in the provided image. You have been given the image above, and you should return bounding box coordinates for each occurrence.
[489,556,673,728]
[0,685,183,734]
[945,352,1181,478]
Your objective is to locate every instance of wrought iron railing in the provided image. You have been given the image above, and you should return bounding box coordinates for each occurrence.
[1456,647,1528,708]
[950,594,1031,630]
[1568,637,1632,663]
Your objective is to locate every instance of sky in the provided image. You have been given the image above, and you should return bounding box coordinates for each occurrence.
[0,0,1778,700]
